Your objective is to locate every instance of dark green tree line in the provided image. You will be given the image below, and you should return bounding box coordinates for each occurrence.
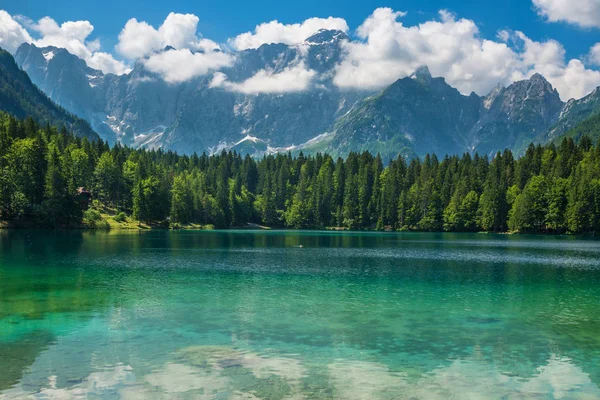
[1,111,600,233]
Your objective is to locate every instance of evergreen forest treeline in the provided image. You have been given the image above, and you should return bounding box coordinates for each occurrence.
[1,111,600,234]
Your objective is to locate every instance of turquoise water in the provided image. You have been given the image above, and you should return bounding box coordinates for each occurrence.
[1,230,600,399]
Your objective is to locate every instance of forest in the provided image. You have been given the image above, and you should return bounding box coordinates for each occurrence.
[1,111,600,234]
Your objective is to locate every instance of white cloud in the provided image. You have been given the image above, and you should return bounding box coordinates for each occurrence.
[115,19,162,60]
[497,30,511,43]
[32,17,94,58]
[332,8,600,100]
[116,12,220,59]
[230,16,348,50]
[0,10,129,75]
[87,52,130,75]
[31,17,130,75]
[2,8,600,99]
[532,0,600,28]
[588,43,600,66]
[210,62,317,94]
[510,31,600,100]
[144,48,234,83]
[333,8,519,96]
[116,12,229,81]
[0,10,33,53]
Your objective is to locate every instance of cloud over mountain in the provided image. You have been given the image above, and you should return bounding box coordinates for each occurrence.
[229,17,349,50]
[116,12,221,59]
[115,12,234,83]
[509,31,600,100]
[332,8,600,100]
[0,11,128,75]
[144,48,234,83]
[0,7,599,99]
[333,9,518,96]
[210,62,317,94]
[0,11,33,53]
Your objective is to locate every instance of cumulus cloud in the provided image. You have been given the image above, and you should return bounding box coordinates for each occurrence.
[210,62,317,94]
[333,8,519,96]
[332,8,600,100]
[115,12,232,82]
[532,0,600,28]
[144,48,234,83]
[116,12,220,59]
[508,32,600,100]
[0,10,33,53]
[588,43,600,66]
[2,7,600,98]
[87,52,130,75]
[230,16,349,50]
[0,10,129,75]
[32,17,96,58]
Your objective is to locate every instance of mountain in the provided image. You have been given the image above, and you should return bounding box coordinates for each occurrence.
[327,69,566,160]
[15,30,363,155]
[556,113,600,143]
[534,87,600,144]
[327,67,481,160]
[12,33,600,159]
[471,73,564,155]
[0,47,98,140]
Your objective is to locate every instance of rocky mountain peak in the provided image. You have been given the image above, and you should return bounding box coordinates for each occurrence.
[492,73,562,113]
[410,66,432,82]
[530,72,548,83]
[303,29,349,45]
[513,73,559,97]
[483,84,505,110]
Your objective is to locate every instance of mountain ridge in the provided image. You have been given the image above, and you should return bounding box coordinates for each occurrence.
[11,31,600,158]
[0,47,98,140]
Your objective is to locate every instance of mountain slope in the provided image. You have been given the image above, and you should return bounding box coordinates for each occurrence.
[328,69,565,159]
[12,35,600,158]
[471,74,564,155]
[327,67,480,160]
[15,31,363,154]
[557,113,600,143]
[534,87,600,144]
[0,48,98,140]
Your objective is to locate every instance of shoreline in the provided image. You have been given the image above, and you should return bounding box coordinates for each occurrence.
[0,223,590,237]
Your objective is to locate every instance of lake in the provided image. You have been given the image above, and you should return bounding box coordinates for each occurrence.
[1,230,600,399]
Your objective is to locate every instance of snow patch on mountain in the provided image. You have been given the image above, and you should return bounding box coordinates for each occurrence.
[42,50,55,61]
[235,135,262,146]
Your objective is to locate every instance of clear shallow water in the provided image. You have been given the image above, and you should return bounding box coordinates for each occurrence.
[1,230,600,399]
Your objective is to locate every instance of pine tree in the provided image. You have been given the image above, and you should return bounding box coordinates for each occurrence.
[171,174,193,224]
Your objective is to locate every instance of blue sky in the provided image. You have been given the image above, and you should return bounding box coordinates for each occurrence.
[2,0,597,59]
[1,0,599,100]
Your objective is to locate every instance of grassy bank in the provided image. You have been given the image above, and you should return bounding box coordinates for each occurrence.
[84,207,214,230]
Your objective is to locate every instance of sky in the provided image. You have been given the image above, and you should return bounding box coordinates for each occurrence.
[1,0,600,100]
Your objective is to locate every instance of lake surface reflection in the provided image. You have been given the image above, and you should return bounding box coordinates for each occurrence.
[1,230,600,399]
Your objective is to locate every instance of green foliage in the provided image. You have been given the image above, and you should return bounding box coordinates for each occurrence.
[508,175,547,232]
[2,110,600,234]
[83,209,109,229]
[170,175,193,224]
[133,176,169,224]
[113,212,127,223]
[83,209,102,223]
[564,114,600,143]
